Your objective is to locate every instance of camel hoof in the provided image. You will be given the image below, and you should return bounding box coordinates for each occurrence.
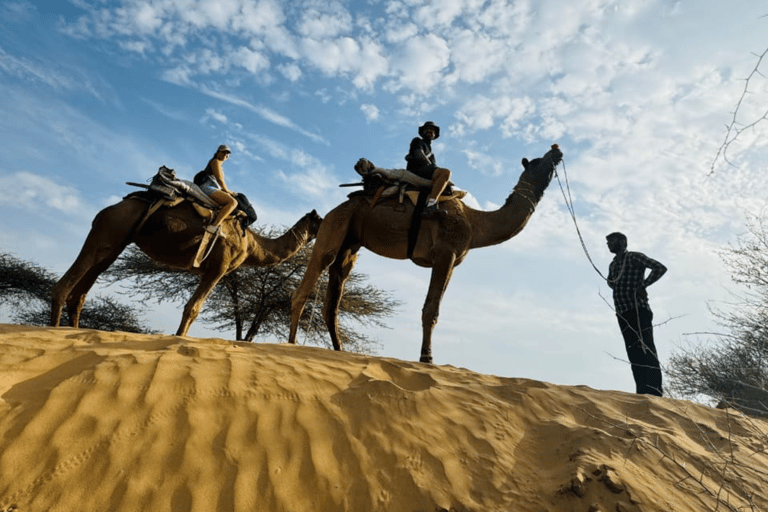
[419,355,433,364]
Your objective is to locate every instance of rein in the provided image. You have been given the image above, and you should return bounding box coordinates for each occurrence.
[554,159,618,283]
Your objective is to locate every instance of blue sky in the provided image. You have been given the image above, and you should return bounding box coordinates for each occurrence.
[1,0,767,395]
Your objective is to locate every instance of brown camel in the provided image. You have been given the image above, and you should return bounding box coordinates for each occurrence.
[288,144,563,363]
[50,193,322,336]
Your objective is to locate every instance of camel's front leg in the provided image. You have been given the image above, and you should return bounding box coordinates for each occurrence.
[324,245,359,350]
[176,268,226,336]
[289,213,350,345]
[420,252,456,363]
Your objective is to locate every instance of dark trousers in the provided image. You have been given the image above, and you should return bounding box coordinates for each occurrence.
[616,307,663,396]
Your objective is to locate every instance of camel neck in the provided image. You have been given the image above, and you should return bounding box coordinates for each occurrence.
[467,188,538,249]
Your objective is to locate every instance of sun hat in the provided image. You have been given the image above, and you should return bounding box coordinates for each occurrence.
[418,121,440,139]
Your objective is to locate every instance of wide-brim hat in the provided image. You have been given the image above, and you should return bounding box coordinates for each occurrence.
[418,121,440,139]
[217,144,231,153]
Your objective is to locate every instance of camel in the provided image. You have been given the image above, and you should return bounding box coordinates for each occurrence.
[288,144,563,363]
[50,192,322,336]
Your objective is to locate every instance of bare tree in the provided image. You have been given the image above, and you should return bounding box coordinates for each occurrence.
[667,215,768,418]
[0,252,57,306]
[0,252,154,333]
[17,295,157,333]
[711,44,768,174]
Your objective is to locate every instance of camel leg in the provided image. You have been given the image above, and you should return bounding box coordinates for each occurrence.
[50,202,142,327]
[323,245,359,351]
[289,212,351,345]
[64,257,124,326]
[176,267,227,336]
[420,251,457,363]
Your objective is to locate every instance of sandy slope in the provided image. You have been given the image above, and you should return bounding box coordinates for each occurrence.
[0,324,766,512]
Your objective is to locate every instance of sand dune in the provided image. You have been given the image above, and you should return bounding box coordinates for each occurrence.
[0,324,766,512]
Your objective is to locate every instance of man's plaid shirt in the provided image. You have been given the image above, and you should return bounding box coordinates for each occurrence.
[608,251,666,313]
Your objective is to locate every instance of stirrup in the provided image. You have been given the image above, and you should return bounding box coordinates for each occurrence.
[421,203,442,218]
[203,224,227,241]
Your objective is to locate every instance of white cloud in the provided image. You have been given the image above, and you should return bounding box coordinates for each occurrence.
[275,150,339,199]
[297,35,388,89]
[202,108,228,124]
[142,97,189,122]
[1,1,37,21]
[197,87,328,144]
[296,2,353,39]
[462,149,504,177]
[414,0,487,29]
[132,2,163,33]
[383,23,419,44]
[390,34,451,92]
[455,96,536,135]
[447,30,507,84]
[0,172,82,213]
[233,45,270,74]
[360,103,379,122]
[236,0,286,34]
[278,63,302,82]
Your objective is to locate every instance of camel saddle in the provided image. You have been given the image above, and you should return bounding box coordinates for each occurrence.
[126,165,258,229]
[345,158,466,206]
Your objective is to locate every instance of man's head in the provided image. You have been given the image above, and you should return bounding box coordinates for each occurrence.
[418,121,440,140]
[606,232,627,254]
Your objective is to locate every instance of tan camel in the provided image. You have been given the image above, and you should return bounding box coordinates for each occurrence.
[50,192,322,336]
[288,144,563,363]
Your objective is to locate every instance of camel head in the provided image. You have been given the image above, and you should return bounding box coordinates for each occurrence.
[303,209,324,240]
[514,144,563,203]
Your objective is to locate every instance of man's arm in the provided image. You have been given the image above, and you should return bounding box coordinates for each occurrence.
[408,138,432,165]
[636,253,667,288]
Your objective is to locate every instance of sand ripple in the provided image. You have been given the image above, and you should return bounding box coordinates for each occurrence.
[0,325,766,512]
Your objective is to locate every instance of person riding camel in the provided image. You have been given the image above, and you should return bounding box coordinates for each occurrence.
[194,144,239,236]
[405,121,452,217]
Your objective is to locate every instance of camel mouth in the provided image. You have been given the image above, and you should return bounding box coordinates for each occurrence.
[543,145,563,169]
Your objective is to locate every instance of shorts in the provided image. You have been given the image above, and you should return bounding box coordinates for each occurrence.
[200,184,219,196]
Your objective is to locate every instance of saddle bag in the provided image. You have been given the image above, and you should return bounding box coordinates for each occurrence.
[234,192,258,227]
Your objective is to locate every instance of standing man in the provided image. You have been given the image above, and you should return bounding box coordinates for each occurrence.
[606,232,667,396]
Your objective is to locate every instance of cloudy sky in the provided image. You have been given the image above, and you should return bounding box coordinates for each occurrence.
[1,0,767,395]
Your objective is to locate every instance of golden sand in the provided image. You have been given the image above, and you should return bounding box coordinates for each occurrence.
[0,324,766,511]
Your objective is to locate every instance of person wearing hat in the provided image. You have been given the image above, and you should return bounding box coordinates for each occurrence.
[405,121,452,216]
[194,144,239,234]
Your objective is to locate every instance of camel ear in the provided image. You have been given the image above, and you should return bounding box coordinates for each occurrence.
[522,158,529,167]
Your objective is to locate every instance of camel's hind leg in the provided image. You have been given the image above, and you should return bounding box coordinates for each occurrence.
[50,201,144,327]
[323,244,359,351]
[288,210,352,346]
[176,266,226,336]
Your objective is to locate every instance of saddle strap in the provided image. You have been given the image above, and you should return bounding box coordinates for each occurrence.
[407,191,429,260]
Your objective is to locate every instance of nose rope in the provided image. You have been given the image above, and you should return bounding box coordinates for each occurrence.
[554,159,630,284]
[556,160,650,354]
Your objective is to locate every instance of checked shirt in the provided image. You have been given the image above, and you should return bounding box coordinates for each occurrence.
[608,251,666,314]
